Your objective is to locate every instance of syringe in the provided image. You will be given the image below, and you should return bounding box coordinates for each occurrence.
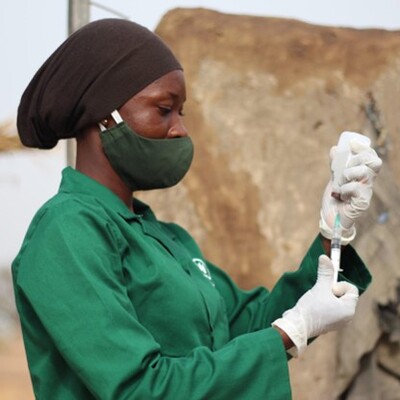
[331,214,343,285]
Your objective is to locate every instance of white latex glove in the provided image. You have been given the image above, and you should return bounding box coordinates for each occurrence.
[320,140,382,244]
[272,255,359,357]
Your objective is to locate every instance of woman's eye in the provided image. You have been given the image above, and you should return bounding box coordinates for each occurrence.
[158,106,172,115]
[158,106,185,117]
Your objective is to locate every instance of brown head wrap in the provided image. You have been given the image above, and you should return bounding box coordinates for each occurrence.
[17,18,182,149]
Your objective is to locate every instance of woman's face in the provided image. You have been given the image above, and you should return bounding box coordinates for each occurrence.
[118,69,188,139]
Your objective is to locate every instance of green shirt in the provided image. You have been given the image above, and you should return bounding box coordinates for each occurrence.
[12,167,371,400]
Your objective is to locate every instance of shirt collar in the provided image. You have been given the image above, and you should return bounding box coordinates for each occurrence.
[58,167,154,221]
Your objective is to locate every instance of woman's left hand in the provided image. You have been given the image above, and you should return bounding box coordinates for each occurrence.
[319,140,382,245]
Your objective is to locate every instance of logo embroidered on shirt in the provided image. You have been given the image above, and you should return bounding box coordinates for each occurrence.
[192,258,215,286]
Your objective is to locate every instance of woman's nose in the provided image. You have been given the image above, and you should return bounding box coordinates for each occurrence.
[167,116,188,138]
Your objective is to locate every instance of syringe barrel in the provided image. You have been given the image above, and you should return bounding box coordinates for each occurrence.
[331,238,341,249]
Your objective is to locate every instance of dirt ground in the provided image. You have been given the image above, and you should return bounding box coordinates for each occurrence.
[0,330,34,400]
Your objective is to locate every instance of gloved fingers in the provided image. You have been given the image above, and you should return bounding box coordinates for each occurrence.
[339,181,372,206]
[332,281,359,298]
[329,145,337,163]
[349,139,370,154]
[333,165,374,190]
[340,199,371,225]
[347,144,382,173]
[347,151,382,172]
[367,153,382,173]
[342,165,376,185]
[317,255,335,283]
[338,181,362,202]
[331,150,380,193]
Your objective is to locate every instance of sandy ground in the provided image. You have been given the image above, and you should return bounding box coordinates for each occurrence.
[0,330,34,400]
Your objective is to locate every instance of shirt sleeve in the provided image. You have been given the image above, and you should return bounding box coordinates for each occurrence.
[206,235,371,338]
[13,203,291,400]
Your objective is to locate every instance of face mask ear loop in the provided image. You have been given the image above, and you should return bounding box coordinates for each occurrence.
[111,110,123,124]
[98,110,122,131]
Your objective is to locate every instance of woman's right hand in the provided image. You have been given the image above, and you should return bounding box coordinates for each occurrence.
[272,255,359,356]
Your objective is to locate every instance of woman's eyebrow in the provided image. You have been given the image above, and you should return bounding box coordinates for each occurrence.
[166,91,186,102]
[146,89,186,103]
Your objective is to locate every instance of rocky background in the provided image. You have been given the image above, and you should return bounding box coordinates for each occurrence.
[1,8,400,399]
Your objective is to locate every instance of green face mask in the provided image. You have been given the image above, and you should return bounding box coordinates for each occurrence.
[99,111,194,191]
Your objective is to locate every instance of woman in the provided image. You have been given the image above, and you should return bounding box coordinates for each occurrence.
[13,19,381,399]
